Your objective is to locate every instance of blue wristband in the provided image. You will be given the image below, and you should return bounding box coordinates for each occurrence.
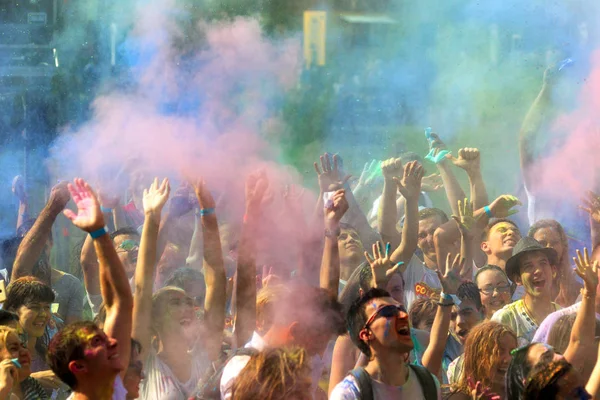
[484,205,493,218]
[200,208,215,216]
[89,226,108,239]
[100,206,113,213]
[440,292,452,302]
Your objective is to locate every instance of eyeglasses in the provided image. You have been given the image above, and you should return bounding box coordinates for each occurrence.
[117,240,139,253]
[363,304,407,331]
[478,285,511,295]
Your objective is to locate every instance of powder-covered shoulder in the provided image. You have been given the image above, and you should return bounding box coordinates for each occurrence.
[329,375,361,400]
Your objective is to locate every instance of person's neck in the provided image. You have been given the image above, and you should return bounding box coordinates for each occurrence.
[158,335,191,360]
[487,254,507,270]
[524,293,554,325]
[26,338,37,358]
[72,376,116,400]
[365,351,409,387]
[341,257,363,281]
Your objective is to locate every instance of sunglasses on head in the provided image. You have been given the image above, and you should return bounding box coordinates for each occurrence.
[363,304,407,331]
[118,240,139,252]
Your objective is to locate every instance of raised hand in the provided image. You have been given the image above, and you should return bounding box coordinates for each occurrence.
[63,178,105,233]
[573,248,599,293]
[436,253,464,295]
[421,173,443,192]
[168,183,194,217]
[49,180,71,211]
[245,170,269,216]
[0,359,16,395]
[192,178,216,210]
[580,191,600,224]
[488,195,522,218]
[324,189,349,227]
[446,148,481,175]
[143,178,170,221]
[452,198,478,237]
[314,153,351,193]
[364,241,403,288]
[381,158,403,180]
[425,132,451,164]
[469,378,501,400]
[394,161,424,201]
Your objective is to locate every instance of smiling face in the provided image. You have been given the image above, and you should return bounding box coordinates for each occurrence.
[0,331,32,381]
[359,297,413,356]
[491,332,518,391]
[68,327,123,384]
[482,222,521,261]
[476,269,512,319]
[338,228,363,263]
[17,302,51,338]
[418,216,444,265]
[153,290,198,344]
[517,251,556,298]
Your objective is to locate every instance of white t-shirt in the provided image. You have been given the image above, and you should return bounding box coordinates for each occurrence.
[330,366,442,400]
[141,341,209,400]
[66,375,127,399]
[403,255,441,310]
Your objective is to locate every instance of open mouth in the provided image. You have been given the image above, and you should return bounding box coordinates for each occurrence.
[504,238,517,246]
[32,321,46,329]
[457,329,469,339]
[396,320,410,337]
[108,353,119,361]
[532,279,545,288]
[180,318,192,327]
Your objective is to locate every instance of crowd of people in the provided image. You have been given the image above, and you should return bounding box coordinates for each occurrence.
[0,66,597,400]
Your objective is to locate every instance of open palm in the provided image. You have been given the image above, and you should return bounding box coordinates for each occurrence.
[143,178,170,215]
[63,178,105,233]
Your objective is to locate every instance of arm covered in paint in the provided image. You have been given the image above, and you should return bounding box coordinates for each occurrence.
[63,178,133,379]
[320,190,349,296]
[378,158,402,248]
[446,148,489,210]
[11,182,70,284]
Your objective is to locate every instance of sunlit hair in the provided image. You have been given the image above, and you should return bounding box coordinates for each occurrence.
[256,284,290,336]
[453,321,516,395]
[528,219,568,263]
[524,359,574,400]
[0,326,18,355]
[47,320,99,389]
[409,298,436,331]
[4,276,55,312]
[231,347,311,400]
[482,218,520,241]
[418,208,449,223]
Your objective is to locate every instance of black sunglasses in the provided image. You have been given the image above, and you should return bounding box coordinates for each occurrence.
[363,304,407,330]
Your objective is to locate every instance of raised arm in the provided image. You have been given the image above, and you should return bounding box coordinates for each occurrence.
[352,160,382,214]
[389,161,424,270]
[12,175,28,233]
[446,148,488,210]
[426,133,466,216]
[320,189,349,295]
[421,254,464,376]
[581,191,600,252]
[451,199,478,280]
[131,178,170,363]
[63,178,134,378]
[378,158,403,247]
[520,67,553,192]
[193,179,226,361]
[564,249,598,378]
[234,171,268,348]
[11,181,70,284]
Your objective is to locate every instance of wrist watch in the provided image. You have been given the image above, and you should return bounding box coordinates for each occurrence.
[324,227,341,238]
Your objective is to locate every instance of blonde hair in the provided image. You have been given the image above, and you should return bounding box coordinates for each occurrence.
[231,347,311,400]
[0,326,18,355]
[256,284,289,335]
[151,286,191,333]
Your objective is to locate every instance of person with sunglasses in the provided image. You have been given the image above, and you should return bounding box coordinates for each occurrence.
[330,286,440,400]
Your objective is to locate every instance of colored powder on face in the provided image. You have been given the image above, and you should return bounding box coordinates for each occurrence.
[384,318,392,339]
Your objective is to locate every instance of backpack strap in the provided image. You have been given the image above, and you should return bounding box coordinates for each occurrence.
[349,367,374,400]
[409,364,438,400]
